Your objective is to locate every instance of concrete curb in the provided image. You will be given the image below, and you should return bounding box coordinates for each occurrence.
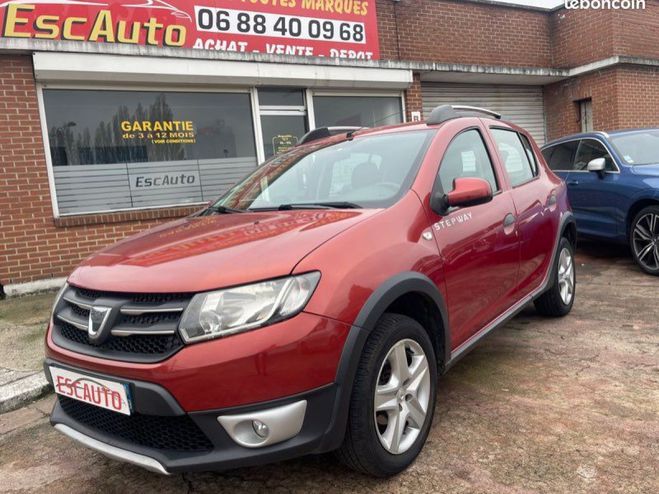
[4,277,66,298]
[0,371,52,414]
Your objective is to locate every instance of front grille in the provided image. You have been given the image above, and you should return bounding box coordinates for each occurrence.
[51,285,191,363]
[59,321,184,355]
[76,287,190,304]
[58,396,213,452]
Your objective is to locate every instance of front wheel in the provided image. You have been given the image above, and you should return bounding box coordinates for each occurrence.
[337,313,437,477]
[630,206,659,276]
[534,236,576,317]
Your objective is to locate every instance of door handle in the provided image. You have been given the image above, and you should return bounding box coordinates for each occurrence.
[567,180,579,186]
[503,213,516,228]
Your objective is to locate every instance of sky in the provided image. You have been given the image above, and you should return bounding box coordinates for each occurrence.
[488,0,564,8]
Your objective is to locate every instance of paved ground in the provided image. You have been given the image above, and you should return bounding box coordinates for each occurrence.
[1,241,657,493]
[0,292,54,411]
[0,291,53,372]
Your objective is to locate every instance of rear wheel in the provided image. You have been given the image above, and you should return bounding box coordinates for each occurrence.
[630,206,659,276]
[337,313,437,477]
[534,236,575,317]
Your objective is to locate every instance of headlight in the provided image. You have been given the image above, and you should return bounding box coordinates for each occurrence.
[179,272,320,344]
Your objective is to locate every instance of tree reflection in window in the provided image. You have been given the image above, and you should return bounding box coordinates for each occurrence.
[45,90,252,166]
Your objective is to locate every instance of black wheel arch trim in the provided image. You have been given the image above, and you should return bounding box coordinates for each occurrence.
[560,211,577,248]
[319,271,450,452]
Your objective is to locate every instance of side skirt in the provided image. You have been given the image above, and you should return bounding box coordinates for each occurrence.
[444,291,535,371]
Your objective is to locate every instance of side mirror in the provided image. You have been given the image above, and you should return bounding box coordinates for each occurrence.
[587,157,606,175]
[430,177,493,215]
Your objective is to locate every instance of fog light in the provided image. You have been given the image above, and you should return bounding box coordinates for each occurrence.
[252,420,269,438]
[217,400,307,448]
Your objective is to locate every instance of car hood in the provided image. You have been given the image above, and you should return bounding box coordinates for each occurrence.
[630,163,659,177]
[68,209,377,293]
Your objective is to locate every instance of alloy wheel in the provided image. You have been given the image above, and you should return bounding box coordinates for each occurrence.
[557,247,575,305]
[373,338,431,455]
[632,213,659,271]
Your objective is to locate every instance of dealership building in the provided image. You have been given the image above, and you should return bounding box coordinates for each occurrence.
[1,0,658,294]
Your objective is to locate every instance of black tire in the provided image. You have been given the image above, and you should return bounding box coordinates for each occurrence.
[630,205,659,276]
[336,313,437,477]
[534,236,576,317]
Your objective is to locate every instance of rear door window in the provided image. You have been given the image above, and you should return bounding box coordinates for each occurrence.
[491,129,536,187]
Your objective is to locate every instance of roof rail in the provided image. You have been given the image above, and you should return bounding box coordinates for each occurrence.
[299,126,364,145]
[427,105,502,125]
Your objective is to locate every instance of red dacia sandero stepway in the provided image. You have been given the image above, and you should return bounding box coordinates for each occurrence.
[45,105,576,477]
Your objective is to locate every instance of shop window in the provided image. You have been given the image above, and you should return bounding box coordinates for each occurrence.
[258,88,305,107]
[42,89,256,215]
[313,96,403,128]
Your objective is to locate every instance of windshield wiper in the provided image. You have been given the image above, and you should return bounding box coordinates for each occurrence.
[276,202,362,210]
[205,204,245,214]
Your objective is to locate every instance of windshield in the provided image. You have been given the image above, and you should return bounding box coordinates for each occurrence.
[215,130,434,210]
[609,130,659,165]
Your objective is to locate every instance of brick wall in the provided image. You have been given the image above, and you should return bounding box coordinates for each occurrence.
[614,1,659,61]
[0,55,198,286]
[404,73,423,121]
[550,1,659,68]
[544,65,659,140]
[612,65,659,129]
[381,0,659,70]
[377,0,552,67]
[544,68,618,139]
[549,7,616,68]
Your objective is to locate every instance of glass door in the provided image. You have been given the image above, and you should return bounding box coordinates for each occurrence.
[257,88,308,159]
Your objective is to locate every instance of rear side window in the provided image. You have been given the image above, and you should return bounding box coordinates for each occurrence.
[543,141,579,171]
[491,129,536,187]
[438,129,499,193]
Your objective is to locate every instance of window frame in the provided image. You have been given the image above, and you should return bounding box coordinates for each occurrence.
[572,138,620,174]
[489,126,540,189]
[37,83,258,218]
[542,137,620,174]
[433,126,502,198]
[518,132,539,177]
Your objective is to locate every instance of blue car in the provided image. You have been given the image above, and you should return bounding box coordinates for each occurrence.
[541,129,659,275]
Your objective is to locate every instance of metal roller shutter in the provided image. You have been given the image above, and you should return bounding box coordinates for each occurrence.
[421,83,547,145]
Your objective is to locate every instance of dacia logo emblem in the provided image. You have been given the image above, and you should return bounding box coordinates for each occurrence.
[88,306,112,343]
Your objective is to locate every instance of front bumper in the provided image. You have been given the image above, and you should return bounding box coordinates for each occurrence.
[45,312,351,410]
[46,359,340,474]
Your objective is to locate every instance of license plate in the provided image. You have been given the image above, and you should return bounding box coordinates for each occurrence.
[50,366,132,416]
